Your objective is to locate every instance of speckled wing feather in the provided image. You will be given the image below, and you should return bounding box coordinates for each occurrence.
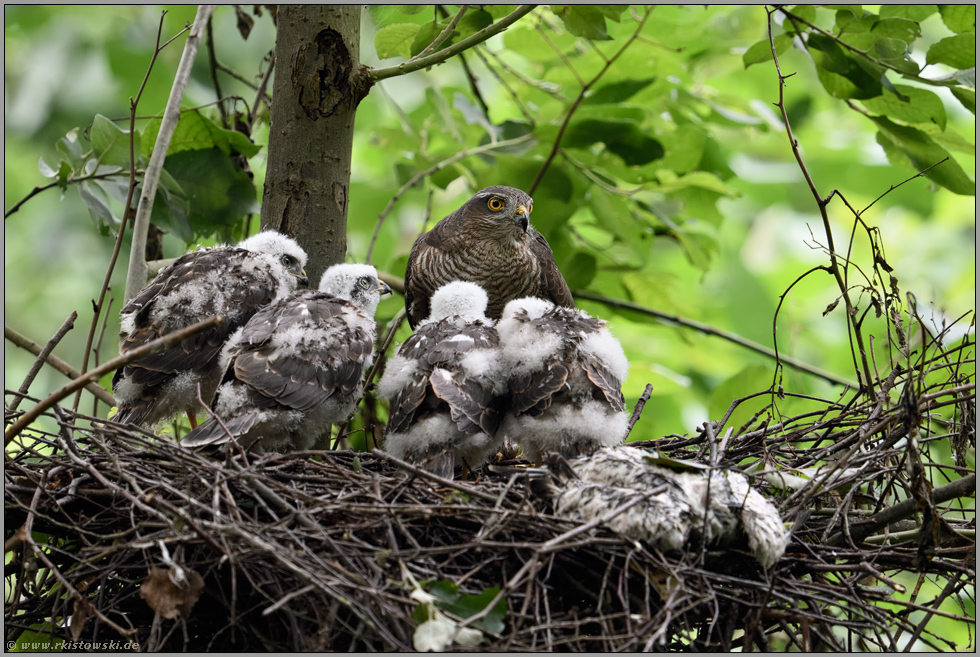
[230,293,374,414]
[582,358,626,412]
[113,248,285,424]
[529,228,574,309]
[404,214,458,328]
[429,367,501,436]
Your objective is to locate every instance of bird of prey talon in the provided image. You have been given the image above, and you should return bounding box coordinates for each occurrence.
[112,231,308,429]
[403,186,573,328]
[180,264,391,453]
[497,297,630,465]
[379,281,506,479]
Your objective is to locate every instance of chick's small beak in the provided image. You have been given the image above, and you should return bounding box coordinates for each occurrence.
[514,204,530,233]
[376,281,393,297]
[292,268,310,287]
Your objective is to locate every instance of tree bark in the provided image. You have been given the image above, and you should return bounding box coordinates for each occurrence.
[261,5,367,283]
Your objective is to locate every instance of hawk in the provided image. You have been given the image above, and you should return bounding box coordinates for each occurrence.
[403,185,574,328]
[180,264,391,453]
[112,231,308,429]
[379,281,505,479]
[535,446,789,568]
[497,297,629,465]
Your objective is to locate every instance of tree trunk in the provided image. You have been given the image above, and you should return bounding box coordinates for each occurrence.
[261,5,367,284]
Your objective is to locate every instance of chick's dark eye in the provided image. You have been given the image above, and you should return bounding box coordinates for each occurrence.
[487,197,504,212]
[281,255,293,266]
[357,276,372,289]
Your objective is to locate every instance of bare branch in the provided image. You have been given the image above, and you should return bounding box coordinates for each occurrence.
[5,315,222,445]
[8,312,78,414]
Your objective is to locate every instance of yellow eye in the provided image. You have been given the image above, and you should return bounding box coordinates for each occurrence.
[488,197,504,212]
[528,203,533,215]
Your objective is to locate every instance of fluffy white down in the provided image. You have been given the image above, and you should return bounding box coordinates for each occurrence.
[384,414,500,471]
[501,297,555,322]
[377,353,420,400]
[725,471,789,569]
[496,311,563,378]
[319,263,384,315]
[503,399,627,463]
[427,281,490,323]
[384,414,459,461]
[579,328,629,382]
[238,231,307,269]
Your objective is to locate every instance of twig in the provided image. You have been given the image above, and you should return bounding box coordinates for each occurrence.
[125,5,216,304]
[368,5,535,83]
[4,171,131,221]
[364,134,534,264]
[413,5,469,62]
[205,14,228,128]
[528,7,653,195]
[73,11,184,414]
[625,384,653,439]
[9,312,78,414]
[765,6,875,397]
[4,326,116,407]
[826,474,976,547]
[372,448,501,503]
[249,53,275,133]
[575,289,857,388]
[5,316,222,445]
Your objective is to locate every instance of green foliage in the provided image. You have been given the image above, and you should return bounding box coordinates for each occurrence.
[4,4,974,458]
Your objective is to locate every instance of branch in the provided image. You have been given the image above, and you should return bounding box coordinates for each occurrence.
[124,4,215,304]
[529,7,653,194]
[368,5,536,83]
[74,11,176,414]
[5,316,222,446]
[575,289,858,389]
[765,6,876,397]
[826,474,976,547]
[5,327,115,407]
[7,313,78,414]
[364,133,534,264]
[414,5,469,62]
[4,171,132,221]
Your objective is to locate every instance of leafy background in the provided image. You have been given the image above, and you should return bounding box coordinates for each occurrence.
[6,4,973,441]
[4,4,975,647]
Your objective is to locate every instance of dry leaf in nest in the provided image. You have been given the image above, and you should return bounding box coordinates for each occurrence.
[139,566,204,619]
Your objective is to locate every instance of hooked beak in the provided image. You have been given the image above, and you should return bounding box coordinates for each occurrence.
[376,281,393,297]
[514,204,530,233]
[292,268,310,287]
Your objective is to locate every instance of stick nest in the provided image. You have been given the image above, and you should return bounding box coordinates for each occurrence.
[4,338,976,651]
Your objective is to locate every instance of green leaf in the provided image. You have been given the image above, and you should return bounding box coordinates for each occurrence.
[374,23,421,59]
[939,4,975,33]
[428,582,507,635]
[871,37,920,75]
[788,5,817,24]
[410,20,441,58]
[826,5,863,20]
[552,5,612,40]
[870,17,921,43]
[709,364,773,432]
[808,33,883,99]
[871,116,976,195]
[926,33,976,69]
[455,9,493,40]
[56,128,84,172]
[564,118,664,166]
[595,5,629,22]
[879,5,938,22]
[91,114,138,167]
[743,35,792,69]
[162,148,259,241]
[950,87,976,114]
[583,77,657,105]
[396,5,426,15]
[77,180,118,232]
[563,251,597,289]
[142,110,261,160]
[861,85,947,130]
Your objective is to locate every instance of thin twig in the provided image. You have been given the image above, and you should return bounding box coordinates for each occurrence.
[125,5,216,304]
[9,312,78,414]
[5,316,222,445]
[4,326,115,407]
[368,5,535,83]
